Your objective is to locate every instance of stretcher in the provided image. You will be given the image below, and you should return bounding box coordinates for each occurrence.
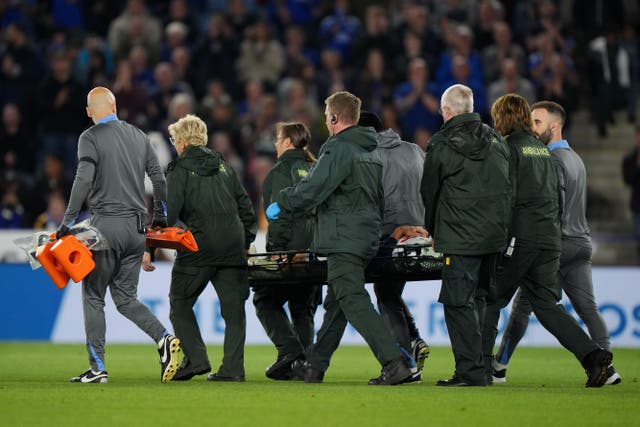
[248,243,443,286]
[146,227,199,252]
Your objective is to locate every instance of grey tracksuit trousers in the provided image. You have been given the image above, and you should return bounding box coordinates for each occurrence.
[83,215,166,372]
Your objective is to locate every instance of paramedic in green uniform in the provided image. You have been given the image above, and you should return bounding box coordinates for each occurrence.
[420,84,512,387]
[481,93,612,388]
[144,114,257,382]
[490,101,621,385]
[254,121,321,380]
[266,91,415,385]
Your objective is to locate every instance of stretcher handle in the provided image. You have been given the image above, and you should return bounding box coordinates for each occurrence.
[149,225,189,235]
[248,250,310,258]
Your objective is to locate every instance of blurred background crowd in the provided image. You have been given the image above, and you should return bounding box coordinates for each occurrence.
[0,0,639,238]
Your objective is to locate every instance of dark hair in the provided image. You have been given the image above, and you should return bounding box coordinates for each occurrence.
[276,121,316,162]
[44,152,65,164]
[531,100,566,126]
[358,110,384,132]
[491,93,532,135]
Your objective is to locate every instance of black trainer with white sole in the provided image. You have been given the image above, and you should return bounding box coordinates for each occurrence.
[406,371,422,384]
[605,365,622,385]
[492,367,507,383]
[158,334,181,383]
[70,369,108,383]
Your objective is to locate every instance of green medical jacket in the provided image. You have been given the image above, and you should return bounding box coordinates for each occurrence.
[262,148,315,251]
[166,145,257,267]
[277,125,384,259]
[421,113,511,255]
[505,129,561,251]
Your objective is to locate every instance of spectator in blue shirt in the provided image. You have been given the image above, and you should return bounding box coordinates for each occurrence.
[393,58,442,138]
[435,25,484,97]
[318,0,361,58]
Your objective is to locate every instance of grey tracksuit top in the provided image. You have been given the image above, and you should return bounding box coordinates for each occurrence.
[548,140,590,243]
[375,128,426,236]
[63,118,166,224]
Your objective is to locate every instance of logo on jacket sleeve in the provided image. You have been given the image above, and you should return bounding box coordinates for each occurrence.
[521,146,550,157]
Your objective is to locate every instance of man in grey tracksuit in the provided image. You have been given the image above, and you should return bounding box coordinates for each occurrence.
[491,101,621,385]
[57,87,180,384]
[358,111,430,377]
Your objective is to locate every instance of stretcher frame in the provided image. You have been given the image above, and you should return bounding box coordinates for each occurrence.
[248,244,443,286]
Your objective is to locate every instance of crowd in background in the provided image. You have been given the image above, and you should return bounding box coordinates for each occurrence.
[1,0,638,230]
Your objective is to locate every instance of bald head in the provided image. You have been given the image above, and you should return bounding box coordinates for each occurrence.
[86,87,117,123]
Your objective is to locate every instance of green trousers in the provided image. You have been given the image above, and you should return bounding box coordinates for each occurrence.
[252,283,321,356]
[482,248,599,377]
[308,253,402,372]
[169,263,249,377]
[439,253,498,385]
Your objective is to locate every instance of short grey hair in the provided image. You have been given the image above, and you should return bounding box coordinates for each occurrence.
[440,84,474,115]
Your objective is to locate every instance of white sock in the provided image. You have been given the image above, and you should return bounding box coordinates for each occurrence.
[493,359,508,371]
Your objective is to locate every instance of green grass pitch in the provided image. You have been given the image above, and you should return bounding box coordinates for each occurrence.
[0,343,638,427]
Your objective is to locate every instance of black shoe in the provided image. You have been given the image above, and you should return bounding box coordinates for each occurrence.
[290,359,306,380]
[265,353,304,380]
[605,365,622,385]
[206,372,246,382]
[436,375,471,387]
[70,369,108,384]
[291,359,324,383]
[172,361,211,381]
[370,369,422,385]
[368,356,415,386]
[158,334,181,383]
[581,348,613,388]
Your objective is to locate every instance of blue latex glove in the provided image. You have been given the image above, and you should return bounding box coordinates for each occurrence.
[266,202,281,220]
